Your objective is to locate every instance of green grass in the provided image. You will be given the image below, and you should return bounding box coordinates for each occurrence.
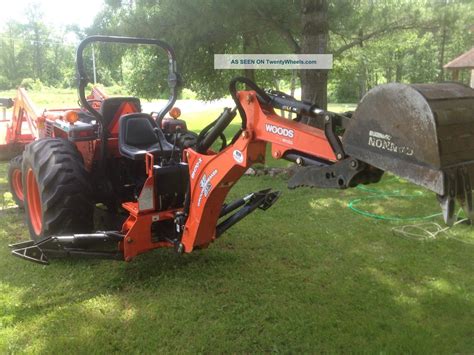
[0,88,80,109]
[0,87,355,114]
[1,167,473,352]
[0,89,472,353]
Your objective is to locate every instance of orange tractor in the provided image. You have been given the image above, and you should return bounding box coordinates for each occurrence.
[3,36,474,264]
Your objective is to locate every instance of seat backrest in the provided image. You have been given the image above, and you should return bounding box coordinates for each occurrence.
[119,113,174,160]
[122,115,158,149]
[100,97,141,131]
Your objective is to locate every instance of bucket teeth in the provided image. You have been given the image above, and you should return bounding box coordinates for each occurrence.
[437,168,474,226]
[437,173,457,226]
[457,167,474,223]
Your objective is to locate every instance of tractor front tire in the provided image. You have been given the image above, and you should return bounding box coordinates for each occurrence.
[8,155,24,208]
[22,138,94,241]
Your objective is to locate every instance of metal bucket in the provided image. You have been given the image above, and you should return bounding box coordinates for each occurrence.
[343,82,474,224]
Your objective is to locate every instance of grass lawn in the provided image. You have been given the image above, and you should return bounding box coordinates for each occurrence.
[0,87,355,114]
[0,88,473,353]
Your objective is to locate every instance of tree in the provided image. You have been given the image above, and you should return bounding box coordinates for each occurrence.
[86,0,474,106]
[0,4,78,89]
[23,4,49,82]
[300,0,329,108]
[88,0,300,99]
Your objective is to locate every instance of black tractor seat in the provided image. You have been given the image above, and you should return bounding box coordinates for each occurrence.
[119,113,174,160]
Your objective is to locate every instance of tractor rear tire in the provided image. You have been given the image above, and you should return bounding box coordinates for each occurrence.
[8,155,24,208]
[22,138,94,241]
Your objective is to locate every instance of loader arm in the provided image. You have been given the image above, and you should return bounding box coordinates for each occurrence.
[10,88,41,144]
[0,88,42,160]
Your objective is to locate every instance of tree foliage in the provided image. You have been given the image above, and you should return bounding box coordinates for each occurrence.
[86,0,473,103]
[0,0,472,105]
[328,0,473,102]
[0,4,78,90]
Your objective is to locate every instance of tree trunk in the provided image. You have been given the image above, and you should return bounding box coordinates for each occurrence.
[242,32,255,83]
[33,24,42,81]
[289,69,297,119]
[358,64,367,99]
[438,14,447,82]
[273,74,286,117]
[7,26,17,84]
[395,63,403,82]
[385,67,393,83]
[437,0,449,82]
[300,0,329,110]
[290,69,297,97]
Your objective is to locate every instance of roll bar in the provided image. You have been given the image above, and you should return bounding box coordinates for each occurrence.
[76,35,180,123]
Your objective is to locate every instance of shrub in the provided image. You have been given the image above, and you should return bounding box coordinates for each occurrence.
[181,88,197,100]
[20,78,44,91]
[0,76,11,90]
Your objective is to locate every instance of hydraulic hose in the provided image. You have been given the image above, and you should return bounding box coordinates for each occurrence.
[229,77,271,130]
[197,107,236,153]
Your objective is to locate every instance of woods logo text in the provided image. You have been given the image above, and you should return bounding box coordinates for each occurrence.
[265,124,294,138]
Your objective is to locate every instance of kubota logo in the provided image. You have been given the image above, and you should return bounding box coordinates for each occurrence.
[265,124,294,138]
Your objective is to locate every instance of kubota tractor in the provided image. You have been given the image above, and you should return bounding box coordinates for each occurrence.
[3,36,474,265]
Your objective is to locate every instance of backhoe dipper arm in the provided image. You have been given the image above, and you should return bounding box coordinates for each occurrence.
[180,89,342,252]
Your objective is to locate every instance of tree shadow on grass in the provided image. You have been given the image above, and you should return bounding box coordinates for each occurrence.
[6,234,472,353]
[1,234,243,332]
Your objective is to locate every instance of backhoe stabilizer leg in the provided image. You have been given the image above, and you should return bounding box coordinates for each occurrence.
[9,232,125,265]
[9,240,49,265]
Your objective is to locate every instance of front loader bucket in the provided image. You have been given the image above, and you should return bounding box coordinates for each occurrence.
[343,82,474,225]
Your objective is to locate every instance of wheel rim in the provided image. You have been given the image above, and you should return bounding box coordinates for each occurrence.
[12,169,24,201]
[26,168,42,235]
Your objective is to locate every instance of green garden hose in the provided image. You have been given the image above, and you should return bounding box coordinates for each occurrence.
[349,181,474,245]
[347,182,442,221]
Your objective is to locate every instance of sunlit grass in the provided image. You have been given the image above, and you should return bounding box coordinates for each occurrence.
[0,87,355,114]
